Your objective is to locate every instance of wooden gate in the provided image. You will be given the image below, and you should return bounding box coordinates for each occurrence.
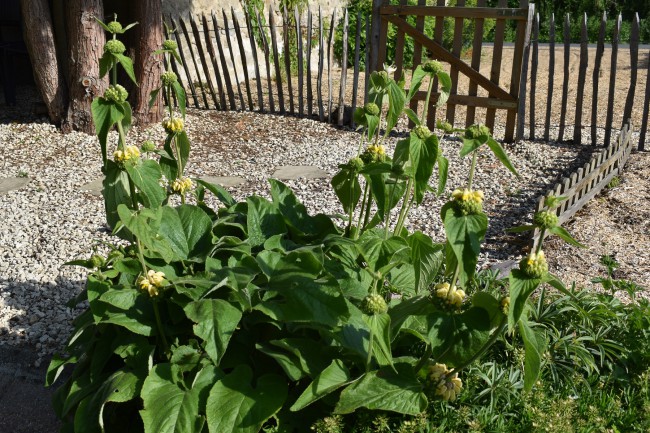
[370,0,534,142]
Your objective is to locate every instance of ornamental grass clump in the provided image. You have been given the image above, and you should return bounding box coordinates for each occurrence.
[50,26,588,432]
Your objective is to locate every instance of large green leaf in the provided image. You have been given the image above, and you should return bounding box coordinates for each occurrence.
[87,276,155,336]
[73,368,145,433]
[427,306,493,366]
[331,167,361,215]
[124,159,166,209]
[195,178,236,207]
[486,137,519,177]
[172,80,187,118]
[411,133,439,204]
[519,317,545,392]
[366,170,406,222]
[159,205,213,261]
[256,277,349,327]
[361,235,411,275]
[114,53,137,85]
[269,179,336,239]
[407,232,444,293]
[441,203,487,286]
[291,360,352,412]
[246,196,287,247]
[141,364,221,433]
[184,299,242,364]
[117,205,175,262]
[406,65,427,102]
[206,365,287,433]
[363,313,393,368]
[385,80,406,133]
[436,71,452,107]
[92,97,125,168]
[334,363,426,415]
[388,295,436,336]
[103,160,132,231]
[508,269,543,331]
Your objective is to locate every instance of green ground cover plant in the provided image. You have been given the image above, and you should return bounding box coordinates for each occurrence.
[45,14,650,433]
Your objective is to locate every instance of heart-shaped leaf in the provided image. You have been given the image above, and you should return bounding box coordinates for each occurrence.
[206,365,286,433]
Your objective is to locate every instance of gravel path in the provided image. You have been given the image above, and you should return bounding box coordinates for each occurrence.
[0,86,598,366]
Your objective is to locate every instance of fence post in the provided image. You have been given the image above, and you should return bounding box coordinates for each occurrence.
[369,0,387,73]
[515,2,534,141]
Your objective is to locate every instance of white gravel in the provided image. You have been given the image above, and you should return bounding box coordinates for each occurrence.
[0,86,595,365]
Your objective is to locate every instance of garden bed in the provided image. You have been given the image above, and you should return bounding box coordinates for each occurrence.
[0,86,603,365]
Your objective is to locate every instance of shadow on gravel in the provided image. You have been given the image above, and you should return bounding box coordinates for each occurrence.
[0,275,84,433]
[0,344,62,433]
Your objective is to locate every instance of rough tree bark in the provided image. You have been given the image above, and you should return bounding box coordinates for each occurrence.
[64,0,107,134]
[133,0,164,125]
[20,0,68,124]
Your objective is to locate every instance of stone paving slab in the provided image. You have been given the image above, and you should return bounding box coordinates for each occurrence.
[199,176,245,187]
[0,177,30,195]
[81,178,103,196]
[272,166,329,180]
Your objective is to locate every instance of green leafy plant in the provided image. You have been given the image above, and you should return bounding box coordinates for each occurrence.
[48,23,586,431]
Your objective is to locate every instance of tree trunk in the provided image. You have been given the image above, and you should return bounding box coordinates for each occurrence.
[20,0,68,124]
[64,0,107,134]
[133,0,164,125]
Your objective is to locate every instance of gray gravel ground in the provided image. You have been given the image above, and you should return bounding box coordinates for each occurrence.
[0,86,596,367]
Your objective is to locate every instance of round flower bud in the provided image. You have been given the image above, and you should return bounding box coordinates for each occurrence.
[533,210,558,229]
[451,188,484,216]
[422,60,443,75]
[348,156,364,172]
[106,250,123,262]
[361,293,388,315]
[89,254,105,268]
[464,124,491,140]
[436,120,454,134]
[141,140,156,153]
[161,71,178,86]
[162,39,178,51]
[519,251,548,278]
[104,39,126,55]
[500,296,510,315]
[414,125,432,140]
[364,102,380,116]
[104,84,128,103]
[107,21,123,34]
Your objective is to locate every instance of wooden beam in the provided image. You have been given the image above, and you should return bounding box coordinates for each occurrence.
[386,14,515,102]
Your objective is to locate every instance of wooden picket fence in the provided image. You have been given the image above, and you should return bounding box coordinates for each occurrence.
[369,0,534,142]
[527,12,649,151]
[532,121,635,248]
[162,4,649,150]
[162,7,371,125]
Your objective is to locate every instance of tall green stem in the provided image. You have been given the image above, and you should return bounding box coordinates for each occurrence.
[153,301,170,358]
[535,227,546,254]
[355,183,370,239]
[393,178,413,236]
[384,180,398,239]
[362,190,373,231]
[421,76,435,124]
[467,151,478,190]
